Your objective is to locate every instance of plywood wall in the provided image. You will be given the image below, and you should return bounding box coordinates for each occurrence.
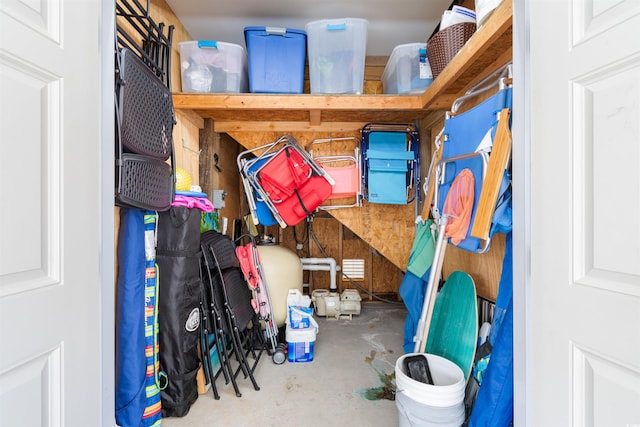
[199,121,242,226]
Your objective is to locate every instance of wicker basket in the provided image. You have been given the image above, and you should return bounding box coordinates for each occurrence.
[427,22,476,78]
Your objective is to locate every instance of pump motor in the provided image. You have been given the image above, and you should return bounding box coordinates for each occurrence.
[311,289,362,320]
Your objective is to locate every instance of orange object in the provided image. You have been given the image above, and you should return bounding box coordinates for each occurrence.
[443,168,475,245]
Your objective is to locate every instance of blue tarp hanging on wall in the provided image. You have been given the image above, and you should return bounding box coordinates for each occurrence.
[400,218,435,353]
[469,232,513,427]
[399,268,430,354]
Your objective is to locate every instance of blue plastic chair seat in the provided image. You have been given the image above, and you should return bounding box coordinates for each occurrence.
[362,124,419,205]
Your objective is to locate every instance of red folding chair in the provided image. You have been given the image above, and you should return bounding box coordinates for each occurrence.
[249,135,335,227]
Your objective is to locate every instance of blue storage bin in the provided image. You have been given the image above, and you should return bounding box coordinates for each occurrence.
[244,26,307,94]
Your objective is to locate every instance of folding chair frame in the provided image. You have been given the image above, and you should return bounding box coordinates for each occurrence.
[430,65,513,254]
[235,234,287,365]
[243,135,335,227]
[310,137,363,210]
[361,123,421,206]
[200,251,239,397]
[200,232,263,397]
[237,145,283,227]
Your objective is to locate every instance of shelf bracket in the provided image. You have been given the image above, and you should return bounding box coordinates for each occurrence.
[309,109,321,126]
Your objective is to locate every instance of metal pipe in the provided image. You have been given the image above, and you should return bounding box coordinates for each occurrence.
[413,215,449,353]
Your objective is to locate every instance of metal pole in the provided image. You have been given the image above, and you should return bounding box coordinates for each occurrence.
[413,215,448,353]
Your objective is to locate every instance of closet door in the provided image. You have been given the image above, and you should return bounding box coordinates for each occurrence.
[528,0,640,425]
[0,1,104,425]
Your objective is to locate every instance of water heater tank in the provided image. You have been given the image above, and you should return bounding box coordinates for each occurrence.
[256,244,303,327]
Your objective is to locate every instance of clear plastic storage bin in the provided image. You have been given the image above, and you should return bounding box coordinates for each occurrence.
[244,26,307,94]
[382,43,433,94]
[178,40,248,93]
[305,18,368,94]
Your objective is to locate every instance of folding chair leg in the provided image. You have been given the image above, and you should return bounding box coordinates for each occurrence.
[230,326,260,391]
[199,326,220,400]
[217,331,243,397]
[242,323,266,374]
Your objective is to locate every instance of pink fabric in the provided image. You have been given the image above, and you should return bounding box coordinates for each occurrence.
[171,195,215,212]
[443,168,475,245]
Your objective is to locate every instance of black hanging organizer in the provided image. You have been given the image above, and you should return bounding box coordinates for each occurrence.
[115,0,176,211]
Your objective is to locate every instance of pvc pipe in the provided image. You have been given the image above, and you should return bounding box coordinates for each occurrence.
[301,257,339,291]
[301,257,337,270]
[302,264,333,271]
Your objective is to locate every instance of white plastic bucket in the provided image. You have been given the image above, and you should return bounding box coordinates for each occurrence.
[396,391,465,427]
[395,353,465,406]
[395,353,466,426]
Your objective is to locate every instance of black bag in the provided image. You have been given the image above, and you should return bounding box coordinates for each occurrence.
[156,206,202,417]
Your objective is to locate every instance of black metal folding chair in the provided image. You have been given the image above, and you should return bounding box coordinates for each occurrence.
[199,231,263,397]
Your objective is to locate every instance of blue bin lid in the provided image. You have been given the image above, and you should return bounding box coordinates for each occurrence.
[244,26,306,38]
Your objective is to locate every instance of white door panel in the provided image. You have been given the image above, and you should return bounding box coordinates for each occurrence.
[0,0,105,425]
[529,0,640,425]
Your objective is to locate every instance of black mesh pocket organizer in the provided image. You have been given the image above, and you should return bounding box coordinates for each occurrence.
[117,47,174,160]
[116,153,174,211]
[115,47,175,211]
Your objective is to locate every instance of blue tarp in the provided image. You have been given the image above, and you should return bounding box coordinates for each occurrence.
[400,218,435,353]
[469,232,513,427]
[399,268,431,354]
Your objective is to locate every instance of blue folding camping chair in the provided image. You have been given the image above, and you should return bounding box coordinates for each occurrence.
[237,143,284,228]
[431,65,513,253]
[237,143,282,228]
[360,123,420,205]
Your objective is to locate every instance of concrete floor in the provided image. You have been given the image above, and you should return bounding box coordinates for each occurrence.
[162,304,407,427]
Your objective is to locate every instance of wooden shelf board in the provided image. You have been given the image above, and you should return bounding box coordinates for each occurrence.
[173,93,428,123]
[213,121,371,133]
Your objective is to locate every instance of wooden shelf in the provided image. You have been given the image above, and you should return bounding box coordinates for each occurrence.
[172,93,428,132]
[172,0,512,132]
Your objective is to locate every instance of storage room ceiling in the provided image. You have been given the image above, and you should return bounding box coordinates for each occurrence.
[164,0,455,56]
